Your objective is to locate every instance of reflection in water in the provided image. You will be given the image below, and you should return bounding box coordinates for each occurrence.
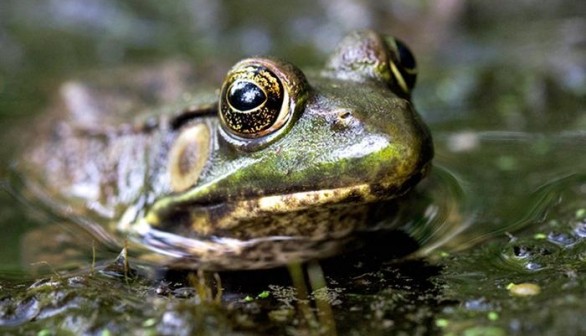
[430,130,586,252]
[402,165,471,256]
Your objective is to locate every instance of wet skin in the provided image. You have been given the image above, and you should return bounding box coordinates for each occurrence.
[19,30,433,270]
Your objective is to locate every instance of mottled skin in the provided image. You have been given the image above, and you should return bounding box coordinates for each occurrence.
[18,30,433,270]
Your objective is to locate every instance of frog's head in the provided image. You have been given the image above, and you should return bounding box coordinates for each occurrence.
[136,30,433,244]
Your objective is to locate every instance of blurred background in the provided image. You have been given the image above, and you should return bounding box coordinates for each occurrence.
[0,0,583,126]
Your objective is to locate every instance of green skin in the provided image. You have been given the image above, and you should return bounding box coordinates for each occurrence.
[20,30,433,269]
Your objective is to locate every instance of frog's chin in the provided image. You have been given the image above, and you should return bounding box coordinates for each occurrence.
[121,176,424,270]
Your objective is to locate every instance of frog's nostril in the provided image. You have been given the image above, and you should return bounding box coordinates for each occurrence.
[338,111,352,119]
[331,109,357,130]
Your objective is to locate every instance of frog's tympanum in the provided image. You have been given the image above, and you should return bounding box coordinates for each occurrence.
[18,30,433,270]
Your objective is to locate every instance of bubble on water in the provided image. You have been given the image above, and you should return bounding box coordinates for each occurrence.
[500,240,556,272]
[525,262,544,271]
[0,297,40,327]
[574,220,586,238]
[547,231,578,247]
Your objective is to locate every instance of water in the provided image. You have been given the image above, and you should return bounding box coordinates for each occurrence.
[1,0,585,334]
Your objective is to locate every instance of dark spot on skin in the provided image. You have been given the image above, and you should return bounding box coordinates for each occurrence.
[370,184,394,198]
[157,208,192,232]
[343,191,365,203]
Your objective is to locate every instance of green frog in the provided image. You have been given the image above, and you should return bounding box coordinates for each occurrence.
[18,30,433,270]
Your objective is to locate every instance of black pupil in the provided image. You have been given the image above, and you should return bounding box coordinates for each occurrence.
[396,39,416,70]
[228,81,266,111]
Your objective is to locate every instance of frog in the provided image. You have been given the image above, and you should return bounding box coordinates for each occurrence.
[16,30,433,270]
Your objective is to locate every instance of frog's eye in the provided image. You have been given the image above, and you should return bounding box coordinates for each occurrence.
[219,58,308,148]
[386,38,417,97]
[325,30,417,98]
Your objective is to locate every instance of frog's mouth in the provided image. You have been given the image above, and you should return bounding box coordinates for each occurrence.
[211,161,429,218]
[128,159,431,239]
